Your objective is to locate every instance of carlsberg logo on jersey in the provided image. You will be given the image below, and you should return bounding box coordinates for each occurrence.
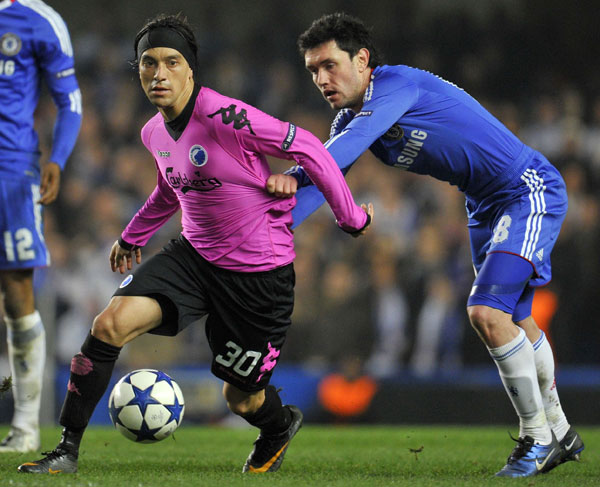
[394,129,428,169]
[165,167,222,194]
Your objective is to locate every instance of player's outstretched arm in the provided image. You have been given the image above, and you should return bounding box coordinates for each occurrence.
[109,240,142,274]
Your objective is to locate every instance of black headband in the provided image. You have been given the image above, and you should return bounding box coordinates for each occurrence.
[136,27,196,70]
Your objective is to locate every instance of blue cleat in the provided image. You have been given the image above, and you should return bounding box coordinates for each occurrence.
[495,433,561,477]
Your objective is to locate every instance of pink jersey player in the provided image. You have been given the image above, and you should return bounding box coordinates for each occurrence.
[17,14,373,476]
[121,87,368,271]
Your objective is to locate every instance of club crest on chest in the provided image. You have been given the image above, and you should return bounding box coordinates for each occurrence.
[189,144,208,167]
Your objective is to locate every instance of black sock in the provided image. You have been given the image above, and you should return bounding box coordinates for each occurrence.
[242,385,292,436]
[58,427,84,456]
[59,332,121,438]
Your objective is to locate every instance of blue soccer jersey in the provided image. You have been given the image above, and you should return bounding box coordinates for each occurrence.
[0,0,81,270]
[291,64,548,219]
[291,64,567,287]
[0,0,81,178]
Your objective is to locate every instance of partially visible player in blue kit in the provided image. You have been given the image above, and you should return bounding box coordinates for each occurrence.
[266,12,583,477]
[0,0,81,452]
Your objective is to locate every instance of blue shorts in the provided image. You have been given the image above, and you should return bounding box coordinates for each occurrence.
[468,164,567,287]
[467,252,536,321]
[0,178,49,270]
[467,162,567,318]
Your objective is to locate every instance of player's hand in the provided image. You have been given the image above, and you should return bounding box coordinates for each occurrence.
[38,162,61,205]
[351,202,374,238]
[266,174,298,198]
[110,240,142,274]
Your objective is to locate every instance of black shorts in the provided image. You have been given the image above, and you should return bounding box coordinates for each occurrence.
[113,235,295,392]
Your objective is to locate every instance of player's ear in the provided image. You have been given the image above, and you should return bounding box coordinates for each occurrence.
[356,48,370,73]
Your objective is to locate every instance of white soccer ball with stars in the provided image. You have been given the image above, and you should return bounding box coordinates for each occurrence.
[109,369,185,443]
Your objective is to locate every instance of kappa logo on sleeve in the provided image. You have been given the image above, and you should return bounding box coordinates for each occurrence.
[208,104,256,135]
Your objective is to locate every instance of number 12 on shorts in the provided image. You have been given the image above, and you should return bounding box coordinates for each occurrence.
[3,229,36,262]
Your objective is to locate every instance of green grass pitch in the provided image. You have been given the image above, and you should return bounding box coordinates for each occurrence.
[0,425,598,486]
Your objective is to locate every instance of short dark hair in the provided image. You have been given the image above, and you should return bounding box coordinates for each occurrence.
[133,13,198,76]
[298,12,383,68]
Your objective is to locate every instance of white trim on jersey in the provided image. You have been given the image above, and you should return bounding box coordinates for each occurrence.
[324,128,349,149]
[520,168,547,261]
[20,0,74,57]
[0,0,14,13]
[69,88,82,114]
[363,78,374,103]
[31,183,45,245]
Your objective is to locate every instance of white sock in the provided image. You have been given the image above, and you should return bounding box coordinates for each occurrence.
[6,310,46,434]
[532,331,570,441]
[410,294,447,376]
[488,328,552,444]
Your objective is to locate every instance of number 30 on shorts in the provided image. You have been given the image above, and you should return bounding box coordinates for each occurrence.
[215,341,261,377]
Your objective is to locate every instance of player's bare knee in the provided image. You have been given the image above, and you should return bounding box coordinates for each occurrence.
[91,309,125,345]
[0,270,35,318]
[468,304,490,325]
[467,305,496,339]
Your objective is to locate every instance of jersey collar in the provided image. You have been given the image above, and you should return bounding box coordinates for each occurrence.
[0,0,16,11]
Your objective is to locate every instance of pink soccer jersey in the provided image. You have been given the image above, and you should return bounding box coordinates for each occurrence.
[121,87,367,271]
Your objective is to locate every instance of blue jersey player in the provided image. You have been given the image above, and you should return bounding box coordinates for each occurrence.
[0,0,81,452]
[267,12,583,477]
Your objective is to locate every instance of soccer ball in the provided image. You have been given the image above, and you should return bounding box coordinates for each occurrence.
[108,369,185,443]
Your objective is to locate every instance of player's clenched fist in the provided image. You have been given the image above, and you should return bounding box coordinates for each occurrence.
[266,174,298,198]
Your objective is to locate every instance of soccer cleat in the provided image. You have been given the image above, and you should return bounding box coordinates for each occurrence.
[0,428,40,453]
[559,428,584,462]
[18,446,78,474]
[243,405,303,473]
[546,427,584,471]
[495,433,561,477]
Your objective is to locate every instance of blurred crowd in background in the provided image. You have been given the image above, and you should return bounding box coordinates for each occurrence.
[2,0,599,378]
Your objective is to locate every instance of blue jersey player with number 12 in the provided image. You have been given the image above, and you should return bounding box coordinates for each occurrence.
[266,12,584,478]
[0,0,81,452]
